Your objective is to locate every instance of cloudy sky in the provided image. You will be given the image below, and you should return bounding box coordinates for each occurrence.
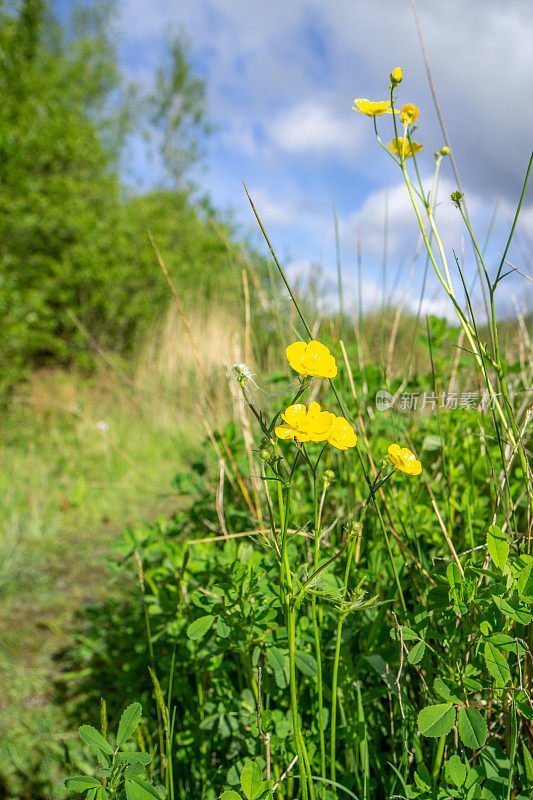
[111,0,533,319]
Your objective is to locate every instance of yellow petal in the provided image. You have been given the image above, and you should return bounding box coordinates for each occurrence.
[286,341,307,373]
[275,424,297,440]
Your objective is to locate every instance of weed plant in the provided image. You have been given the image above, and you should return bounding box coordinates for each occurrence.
[59,68,533,800]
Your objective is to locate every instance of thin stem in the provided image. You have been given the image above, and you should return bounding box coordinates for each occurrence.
[311,475,326,793]
[243,182,313,339]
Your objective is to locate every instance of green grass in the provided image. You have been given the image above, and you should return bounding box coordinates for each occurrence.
[0,366,204,798]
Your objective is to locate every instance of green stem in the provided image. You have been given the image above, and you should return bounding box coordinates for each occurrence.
[311,476,326,794]
[431,735,446,789]
[279,482,315,800]
[330,611,345,791]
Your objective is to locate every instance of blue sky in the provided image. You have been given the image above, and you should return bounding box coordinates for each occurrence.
[107,0,533,319]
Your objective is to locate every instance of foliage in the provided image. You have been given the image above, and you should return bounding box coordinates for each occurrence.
[64,702,163,800]
[0,0,243,395]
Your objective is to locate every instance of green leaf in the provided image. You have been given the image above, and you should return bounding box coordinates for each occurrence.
[125,778,162,800]
[117,702,142,747]
[445,755,467,787]
[295,651,317,677]
[125,764,145,779]
[446,562,463,588]
[187,614,215,641]
[240,760,263,800]
[117,752,152,765]
[517,561,533,598]
[78,726,114,755]
[65,777,102,792]
[266,646,289,689]
[390,625,419,641]
[407,640,425,664]
[433,677,464,704]
[216,616,231,637]
[417,703,455,738]
[522,741,533,783]
[492,595,531,625]
[484,641,510,685]
[220,793,243,800]
[457,707,487,749]
[487,525,509,571]
[95,788,109,800]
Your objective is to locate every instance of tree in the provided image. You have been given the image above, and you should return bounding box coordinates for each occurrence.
[149,31,211,187]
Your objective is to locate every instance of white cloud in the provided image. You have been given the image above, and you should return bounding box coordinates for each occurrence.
[114,0,533,316]
[268,100,360,157]
[340,176,479,262]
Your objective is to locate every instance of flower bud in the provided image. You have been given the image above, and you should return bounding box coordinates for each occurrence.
[451,190,463,207]
[259,449,271,462]
[324,469,335,479]
[440,146,450,156]
[390,67,403,86]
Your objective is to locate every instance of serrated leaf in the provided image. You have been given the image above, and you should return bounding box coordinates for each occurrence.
[187,615,215,641]
[125,763,145,779]
[216,616,231,637]
[390,625,419,641]
[96,749,110,768]
[117,702,142,747]
[484,641,510,685]
[125,778,162,800]
[266,646,289,689]
[487,525,509,571]
[295,651,317,677]
[117,752,152,765]
[78,726,114,755]
[445,755,467,787]
[65,777,102,792]
[417,703,455,738]
[407,640,425,664]
[447,562,463,588]
[518,562,533,597]
[433,677,464,704]
[457,707,487,749]
[492,595,531,625]
[240,760,263,800]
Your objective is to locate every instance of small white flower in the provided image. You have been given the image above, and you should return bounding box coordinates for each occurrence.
[96,420,110,432]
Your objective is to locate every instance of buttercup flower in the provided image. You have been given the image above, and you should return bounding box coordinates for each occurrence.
[400,103,419,124]
[387,136,423,159]
[327,416,358,450]
[275,402,335,443]
[352,98,395,117]
[286,340,337,379]
[390,67,403,86]
[388,444,422,476]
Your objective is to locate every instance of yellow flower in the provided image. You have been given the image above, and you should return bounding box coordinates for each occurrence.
[390,67,403,86]
[387,136,423,159]
[286,340,337,379]
[400,103,419,124]
[275,401,336,443]
[388,444,422,476]
[327,416,358,450]
[352,98,395,117]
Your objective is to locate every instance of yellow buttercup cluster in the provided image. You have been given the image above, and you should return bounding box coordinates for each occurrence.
[387,136,423,159]
[388,444,422,475]
[352,99,395,117]
[275,402,357,450]
[276,339,419,469]
[286,340,337,378]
